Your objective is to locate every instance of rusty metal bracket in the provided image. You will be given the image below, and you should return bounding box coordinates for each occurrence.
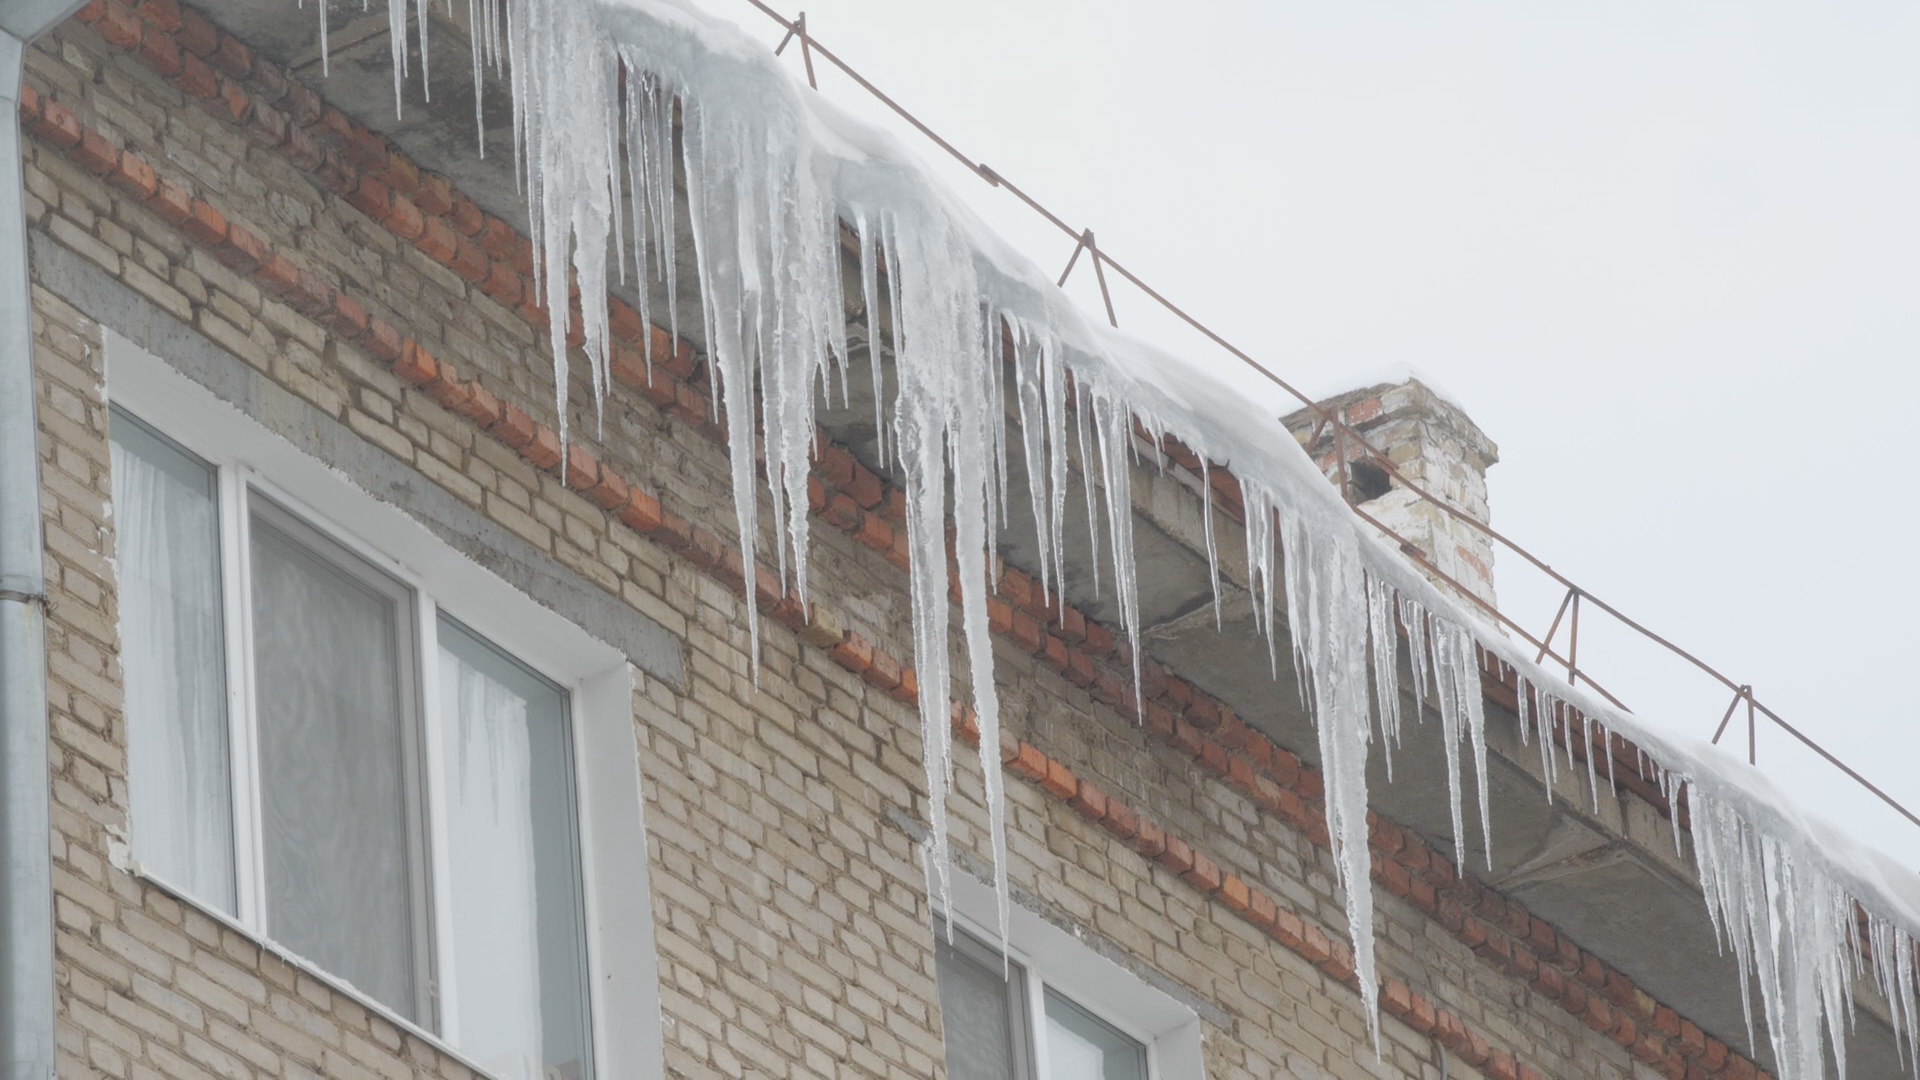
[1057,229,1118,327]
[774,11,818,89]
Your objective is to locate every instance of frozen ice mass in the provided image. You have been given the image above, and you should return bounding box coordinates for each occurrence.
[358,0,1920,1073]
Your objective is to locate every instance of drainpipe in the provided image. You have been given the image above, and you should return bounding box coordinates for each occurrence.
[1,3,82,1076]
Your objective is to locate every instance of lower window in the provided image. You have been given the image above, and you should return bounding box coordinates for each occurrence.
[935,919,1150,1080]
[111,405,595,1079]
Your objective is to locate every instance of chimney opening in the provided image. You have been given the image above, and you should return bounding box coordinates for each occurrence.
[1349,460,1392,503]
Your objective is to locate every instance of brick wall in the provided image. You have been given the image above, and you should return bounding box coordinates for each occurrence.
[18,5,1766,1079]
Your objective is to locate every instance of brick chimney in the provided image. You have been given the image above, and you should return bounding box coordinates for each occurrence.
[1282,379,1500,613]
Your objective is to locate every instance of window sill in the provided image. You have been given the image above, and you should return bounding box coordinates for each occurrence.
[119,858,510,1080]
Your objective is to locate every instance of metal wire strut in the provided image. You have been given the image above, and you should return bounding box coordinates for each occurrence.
[773,10,817,89]
[1056,229,1118,327]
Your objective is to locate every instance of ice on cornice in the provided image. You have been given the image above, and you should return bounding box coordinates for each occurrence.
[368,0,1920,1072]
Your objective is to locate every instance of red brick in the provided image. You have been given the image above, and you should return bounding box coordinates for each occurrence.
[1246,889,1278,932]
[478,216,520,260]
[244,99,287,148]
[480,262,524,307]
[1067,781,1107,822]
[393,341,439,386]
[1297,924,1334,966]
[486,404,537,452]
[521,425,564,471]
[1082,621,1114,657]
[30,99,82,150]
[285,82,323,128]
[211,34,252,79]
[97,0,143,48]
[1131,820,1167,859]
[1099,800,1138,842]
[1063,649,1094,688]
[450,237,489,284]
[1169,719,1205,760]
[386,194,425,241]
[171,51,217,99]
[136,22,181,75]
[176,198,226,247]
[653,510,695,554]
[561,444,599,491]
[415,215,458,264]
[416,172,453,216]
[176,7,218,55]
[828,633,874,674]
[216,223,267,273]
[586,467,629,512]
[1006,742,1048,783]
[617,488,664,534]
[1039,759,1077,802]
[889,667,918,706]
[347,172,390,219]
[73,129,119,175]
[255,254,301,296]
[853,513,892,551]
[107,152,158,200]
[145,178,194,225]
[846,464,883,508]
[449,195,485,236]
[1408,991,1438,1035]
[1380,977,1413,1019]
[290,271,333,318]
[363,318,404,363]
[864,649,901,693]
[1610,1012,1638,1049]
[135,0,181,30]
[1216,872,1250,913]
[378,151,419,195]
[1158,835,1195,876]
[1008,613,1044,653]
[283,126,324,171]
[1675,1019,1706,1059]
[1533,964,1565,1000]
[325,291,370,341]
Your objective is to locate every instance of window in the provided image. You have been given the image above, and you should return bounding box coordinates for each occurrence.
[936,919,1150,1080]
[111,406,598,1079]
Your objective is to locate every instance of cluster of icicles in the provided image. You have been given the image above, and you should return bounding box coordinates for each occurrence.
[331,0,1920,1073]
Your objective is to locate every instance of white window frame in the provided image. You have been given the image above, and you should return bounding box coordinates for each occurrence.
[105,328,666,1079]
[939,870,1207,1080]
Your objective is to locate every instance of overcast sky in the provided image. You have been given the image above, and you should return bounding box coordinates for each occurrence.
[678,0,1920,868]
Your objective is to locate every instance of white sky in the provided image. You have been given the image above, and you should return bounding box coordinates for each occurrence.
[680,0,1920,868]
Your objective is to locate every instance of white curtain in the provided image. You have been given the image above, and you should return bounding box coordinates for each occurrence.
[439,624,551,1079]
[111,415,235,913]
[251,515,419,1020]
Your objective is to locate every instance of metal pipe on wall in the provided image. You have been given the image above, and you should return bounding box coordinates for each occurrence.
[0,3,85,1075]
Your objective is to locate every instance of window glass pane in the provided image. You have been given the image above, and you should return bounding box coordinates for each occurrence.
[250,508,424,1021]
[437,616,595,1080]
[935,924,1032,1080]
[109,409,235,913]
[1043,989,1147,1080]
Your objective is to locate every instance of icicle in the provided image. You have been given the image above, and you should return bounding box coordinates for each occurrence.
[1366,571,1402,782]
[1200,460,1222,628]
[315,0,330,78]
[1274,505,1383,1054]
[387,0,408,117]
[1091,393,1143,715]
